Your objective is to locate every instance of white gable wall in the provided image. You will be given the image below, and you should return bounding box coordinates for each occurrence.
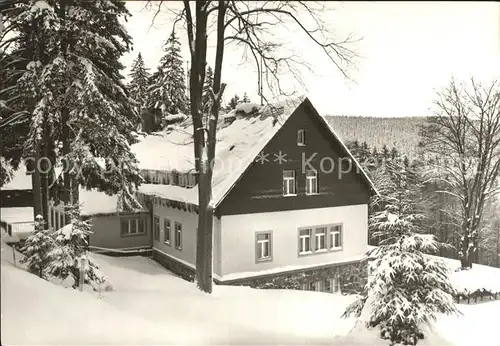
[219,204,368,278]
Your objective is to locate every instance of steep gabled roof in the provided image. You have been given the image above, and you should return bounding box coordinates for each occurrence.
[134,96,378,207]
[301,98,379,197]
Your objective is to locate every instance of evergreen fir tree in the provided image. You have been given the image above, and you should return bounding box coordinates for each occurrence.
[226,94,240,110]
[20,215,53,278]
[360,141,370,161]
[147,29,187,115]
[390,146,399,161]
[47,205,106,289]
[242,92,250,103]
[6,0,143,211]
[128,52,151,114]
[202,65,214,114]
[347,140,361,159]
[382,144,390,161]
[0,158,14,187]
[403,155,410,167]
[343,160,459,345]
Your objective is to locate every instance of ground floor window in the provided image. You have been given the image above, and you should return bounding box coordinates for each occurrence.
[121,218,146,236]
[301,277,340,294]
[298,224,344,256]
[256,232,272,262]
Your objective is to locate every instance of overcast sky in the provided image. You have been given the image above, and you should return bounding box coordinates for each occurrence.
[122,1,500,118]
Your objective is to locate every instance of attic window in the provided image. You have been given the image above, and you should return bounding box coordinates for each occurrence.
[297,129,306,146]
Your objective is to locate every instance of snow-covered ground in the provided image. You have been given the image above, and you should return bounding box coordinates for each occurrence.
[2,232,500,345]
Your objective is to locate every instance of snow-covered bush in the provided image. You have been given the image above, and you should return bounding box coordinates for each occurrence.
[20,215,54,278]
[343,160,459,345]
[235,102,260,115]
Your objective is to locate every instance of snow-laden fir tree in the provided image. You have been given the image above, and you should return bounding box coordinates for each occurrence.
[128,52,151,114]
[202,65,213,114]
[147,29,187,115]
[343,160,459,346]
[0,158,14,186]
[46,205,106,289]
[242,92,250,103]
[20,215,53,278]
[4,0,143,212]
[226,94,240,111]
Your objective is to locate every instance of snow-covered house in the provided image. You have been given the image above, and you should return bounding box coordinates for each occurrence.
[0,166,150,251]
[132,96,378,293]
[1,169,33,208]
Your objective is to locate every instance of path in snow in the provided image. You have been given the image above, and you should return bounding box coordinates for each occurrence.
[3,235,500,345]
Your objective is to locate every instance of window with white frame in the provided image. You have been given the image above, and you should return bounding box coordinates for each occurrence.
[330,224,342,249]
[121,218,145,236]
[306,169,318,195]
[164,219,171,244]
[283,170,296,196]
[299,228,312,254]
[153,216,160,241]
[256,232,272,261]
[297,129,305,146]
[174,222,182,250]
[315,227,327,251]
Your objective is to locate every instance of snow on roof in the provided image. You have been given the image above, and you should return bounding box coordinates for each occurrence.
[1,169,32,190]
[138,183,198,205]
[0,207,34,223]
[235,102,260,114]
[165,113,188,122]
[1,166,144,216]
[133,96,378,206]
[133,96,307,206]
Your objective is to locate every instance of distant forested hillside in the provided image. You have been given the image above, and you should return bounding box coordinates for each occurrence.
[324,115,427,159]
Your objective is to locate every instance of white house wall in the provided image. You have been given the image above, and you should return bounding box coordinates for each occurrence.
[219,204,368,277]
[151,202,222,276]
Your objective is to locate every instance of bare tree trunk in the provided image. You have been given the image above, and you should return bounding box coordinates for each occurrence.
[190,0,228,294]
[196,169,214,291]
[189,0,211,293]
